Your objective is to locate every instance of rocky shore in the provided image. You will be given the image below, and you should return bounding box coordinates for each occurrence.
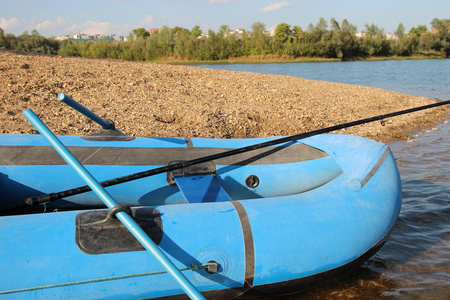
[1,50,448,142]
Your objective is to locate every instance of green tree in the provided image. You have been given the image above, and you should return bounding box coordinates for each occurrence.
[315,18,328,34]
[130,37,147,60]
[157,25,175,56]
[190,25,202,39]
[0,28,6,48]
[337,19,359,57]
[9,16,450,62]
[274,22,292,43]
[58,40,81,56]
[431,18,450,32]
[418,32,441,54]
[217,25,238,58]
[8,30,59,54]
[409,25,427,36]
[225,33,243,58]
[250,22,268,54]
[205,29,221,60]
[361,23,389,56]
[173,27,190,58]
[145,36,159,60]
[218,25,230,37]
[395,23,406,38]
[341,19,357,34]
[364,23,384,35]
[89,40,110,58]
[291,25,303,42]
[330,18,340,31]
[390,35,414,56]
[172,26,188,36]
[307,18,328,44]
[431,18,450,56]
[131,28,150,39]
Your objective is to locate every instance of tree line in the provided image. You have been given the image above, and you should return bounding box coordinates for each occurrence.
[1,18,449,61]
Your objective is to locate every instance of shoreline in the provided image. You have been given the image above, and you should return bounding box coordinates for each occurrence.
[157,54,447,65]
[0,50,448,143]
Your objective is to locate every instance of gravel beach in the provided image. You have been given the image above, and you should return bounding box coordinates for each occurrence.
[1,50,448,142]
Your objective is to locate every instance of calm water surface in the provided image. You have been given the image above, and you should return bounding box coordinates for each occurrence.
[194,60,450,299]
[194,59,450,100]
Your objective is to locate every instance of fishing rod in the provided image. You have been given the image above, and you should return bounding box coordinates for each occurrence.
[4,99,450,212]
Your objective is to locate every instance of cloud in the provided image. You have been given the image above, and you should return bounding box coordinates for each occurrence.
[143,15,154,25]
[1,16,70,36]
[1,15,135,36]
[0,17,23,31]
[35,16,68,32]
[209,0,231,4]
[260,1,292,13]
[65,20,134,35]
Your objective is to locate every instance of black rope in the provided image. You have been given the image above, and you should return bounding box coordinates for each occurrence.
[5,99,450,211]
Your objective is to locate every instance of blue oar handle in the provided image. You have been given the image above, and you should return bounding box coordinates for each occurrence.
[23,108,205,300]
[58,93,113,130]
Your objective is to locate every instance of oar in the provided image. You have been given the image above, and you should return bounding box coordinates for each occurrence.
[11,99,450,209]
[22,109,206,300]
[58,93,113,129]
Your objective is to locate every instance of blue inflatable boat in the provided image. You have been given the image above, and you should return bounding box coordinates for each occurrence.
[0,94,405,299]
[0,133,402,299]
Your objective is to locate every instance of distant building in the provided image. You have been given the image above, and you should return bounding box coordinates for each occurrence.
[54,35,71,41]
[105,34,127,41]
[265,29,275,37]
[355,31,398,40]
[148,28,161,37]
[384,33,398,40]
[228,28,246,38]
[55,33,126,42]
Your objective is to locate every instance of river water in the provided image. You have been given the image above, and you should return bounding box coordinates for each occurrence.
[193,60,450,299]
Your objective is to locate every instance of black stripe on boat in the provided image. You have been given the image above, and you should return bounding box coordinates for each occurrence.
[0,144,328,166]
[230,201,255,289]
[360,147,390,188]
[184,138,194,148]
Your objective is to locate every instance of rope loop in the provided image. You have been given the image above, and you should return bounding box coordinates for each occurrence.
[0,262,213,295]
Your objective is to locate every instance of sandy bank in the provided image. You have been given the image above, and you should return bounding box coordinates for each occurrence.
[0,51,448,142]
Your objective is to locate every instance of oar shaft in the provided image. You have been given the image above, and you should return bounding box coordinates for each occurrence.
[58,93,112,129]
[23,109,205,300]
[23,99,450,205]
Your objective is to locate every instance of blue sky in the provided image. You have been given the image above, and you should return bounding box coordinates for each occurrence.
[1,0,449,37]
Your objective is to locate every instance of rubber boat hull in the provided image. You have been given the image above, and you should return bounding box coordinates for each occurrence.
[0,133,402,299]
[1,134,394,210]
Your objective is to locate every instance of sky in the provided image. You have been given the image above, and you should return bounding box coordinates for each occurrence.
[1,0,449,37]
